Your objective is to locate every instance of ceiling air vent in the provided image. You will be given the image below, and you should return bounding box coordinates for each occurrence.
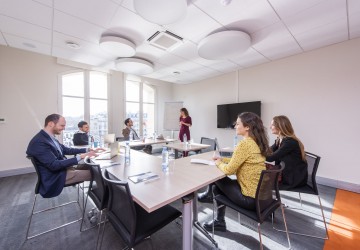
[147,30,183,51]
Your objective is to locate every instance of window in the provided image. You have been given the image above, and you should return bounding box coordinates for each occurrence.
[60,71,108,146]
[125,78,155,137]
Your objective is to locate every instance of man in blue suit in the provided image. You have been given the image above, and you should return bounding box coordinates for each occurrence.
[26,114,101,198]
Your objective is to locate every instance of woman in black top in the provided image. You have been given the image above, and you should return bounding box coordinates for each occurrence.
[266,115,308,190]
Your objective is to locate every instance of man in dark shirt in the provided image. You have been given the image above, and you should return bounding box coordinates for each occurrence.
[73,121,92,146]
[122,118,152,154]
[26,114,101,198]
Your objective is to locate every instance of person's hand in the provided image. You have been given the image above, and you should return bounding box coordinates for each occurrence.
[90,147,106,153]
[214,159,222,165]
[80,151,97,159]
[212,155,221,161]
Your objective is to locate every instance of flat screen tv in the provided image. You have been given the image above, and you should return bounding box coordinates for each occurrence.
[217,101,261,129]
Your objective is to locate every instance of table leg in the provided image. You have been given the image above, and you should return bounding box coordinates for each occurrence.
[193,192,218,248]
[182,195,193,250]
[175,149,179,159]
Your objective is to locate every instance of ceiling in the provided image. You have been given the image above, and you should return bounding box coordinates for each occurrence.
[1,0,359,84]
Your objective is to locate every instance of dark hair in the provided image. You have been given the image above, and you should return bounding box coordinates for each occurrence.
[44,114,62,127]
[124,118,131,126]
[180,108,189,117]
[77,121,88,128]
[238,112,271,157]
[272,115,306,161]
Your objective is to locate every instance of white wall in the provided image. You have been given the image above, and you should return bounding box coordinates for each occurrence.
[173,38,360,188]
[0,45,173,174]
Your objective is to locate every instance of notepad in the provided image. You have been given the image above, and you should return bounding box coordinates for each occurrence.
[190,159,215,166]
[128,172,159,183]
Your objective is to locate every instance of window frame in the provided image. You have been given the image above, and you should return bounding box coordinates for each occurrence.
[58,70,110,144]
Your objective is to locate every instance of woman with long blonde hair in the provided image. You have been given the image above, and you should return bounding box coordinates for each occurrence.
[266,115,308,189]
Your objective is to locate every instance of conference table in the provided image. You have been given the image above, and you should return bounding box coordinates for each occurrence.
[95,149,225,250]
[166,142,211,159]
[119,138,177,148]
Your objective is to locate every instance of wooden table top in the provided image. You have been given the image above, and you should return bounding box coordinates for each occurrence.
[104,150,225,213]
[166,142,211,152]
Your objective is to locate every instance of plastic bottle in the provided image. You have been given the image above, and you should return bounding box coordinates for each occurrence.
[125,142,130,164]
[183,134,188,149]
[129,130,133,141]
[233,135,238,149]
[161,147,169,172]
[88,134,92,147]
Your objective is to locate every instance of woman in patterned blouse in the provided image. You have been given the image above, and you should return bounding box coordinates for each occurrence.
[203,112,271,232]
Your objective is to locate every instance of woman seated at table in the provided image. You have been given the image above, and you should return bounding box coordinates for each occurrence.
[266,115,308,190]
[203,112,270,232]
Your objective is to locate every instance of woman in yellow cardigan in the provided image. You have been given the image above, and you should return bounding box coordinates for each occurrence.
[203,112,271,232]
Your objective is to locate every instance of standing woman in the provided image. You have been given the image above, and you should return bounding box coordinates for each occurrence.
[266,115,308,190]
[203,112,270,232]
[179,108,192,142]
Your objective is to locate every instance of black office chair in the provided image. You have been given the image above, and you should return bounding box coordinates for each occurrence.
[116,137,126,142]
[26,156,83,240]
[212,164,291,250]
[80,158,109,249]
[100,169,182,249]
[189,137,218,156]
[274,152,329,239]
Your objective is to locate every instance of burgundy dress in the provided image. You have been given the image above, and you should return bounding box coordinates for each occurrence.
[179,116,192,142]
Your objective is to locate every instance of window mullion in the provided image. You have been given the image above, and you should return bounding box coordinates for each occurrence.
[84,70,90,122]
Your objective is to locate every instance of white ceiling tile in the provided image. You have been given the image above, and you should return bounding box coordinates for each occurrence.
[0,0,52,28]
[0,33,7,45]
[53,11,105,44]
[0,15,51,44]
[54,0,118,28]
[252,21,302,60]
[3,33,51,55]
[269,0,325,19]
[204,60,240,73]
[231,48,269,67]
[349,12,360,39]
[120,0,136,12]
[295,18,348,51]
[164,4,222,43]
[52,32,115,60]
[33,0,53,7]
[52,46,110,67]
[109,6,161,44]
[283,0,347,35]
[348,0,360,14]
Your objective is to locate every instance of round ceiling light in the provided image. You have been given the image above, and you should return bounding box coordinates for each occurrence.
[99,36,136,57]
[133,0,187,25]
[115,58,154,75]
[197,30,251,60]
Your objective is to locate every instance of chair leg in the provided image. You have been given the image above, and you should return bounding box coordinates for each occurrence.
[26,194,38,240]
[80,188,90,232]
[318,195,329,239]
[257,223,263,250]
[280,204,292,249]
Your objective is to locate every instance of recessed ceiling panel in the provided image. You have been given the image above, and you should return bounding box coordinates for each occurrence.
[231,48,270,68]
[269,0,324,19]
[4,33,51,55]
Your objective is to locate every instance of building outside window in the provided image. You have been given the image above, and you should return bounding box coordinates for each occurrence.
[125,77,155,137]
[60,71,108,146]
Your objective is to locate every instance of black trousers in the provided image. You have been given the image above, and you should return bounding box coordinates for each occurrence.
[214,177,256,211]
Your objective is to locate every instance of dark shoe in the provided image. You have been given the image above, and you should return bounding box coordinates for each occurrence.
[203,219,226,232]
[197,191,213,204]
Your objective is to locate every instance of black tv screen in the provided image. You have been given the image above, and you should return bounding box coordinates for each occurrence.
[217,101,261,129]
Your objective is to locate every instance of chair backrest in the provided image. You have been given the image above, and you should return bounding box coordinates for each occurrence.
[27,156,41,194]
[305,152,321,195]
[255,163,284,223]
[88,164,108,210]
[116,136,126,142]
[200,137,217,153]
[102,169,137,246]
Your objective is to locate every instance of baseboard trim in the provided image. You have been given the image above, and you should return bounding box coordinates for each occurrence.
[0,166,35,178]
[317,176,360,194]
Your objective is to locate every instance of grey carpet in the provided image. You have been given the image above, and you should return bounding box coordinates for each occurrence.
[0,173,336,250]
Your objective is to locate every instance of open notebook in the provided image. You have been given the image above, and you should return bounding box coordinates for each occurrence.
[128,172,159,183]
[93,142,118,160]
[190,159,215,166]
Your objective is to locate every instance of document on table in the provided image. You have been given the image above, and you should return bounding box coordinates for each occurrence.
[128,171,159,183]
[190,159,215,166]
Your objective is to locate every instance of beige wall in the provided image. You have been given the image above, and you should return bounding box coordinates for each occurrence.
[0,45,173,174]
[173,38,360,188]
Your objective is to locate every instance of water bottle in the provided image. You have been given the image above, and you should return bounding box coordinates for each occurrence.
[183,134,187,149]
[161,147,169,172]
[88,134,92,147]
[234,135,238,149]
[125,142,130,164]
[153,131,157,139]
[129,130,133,141]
